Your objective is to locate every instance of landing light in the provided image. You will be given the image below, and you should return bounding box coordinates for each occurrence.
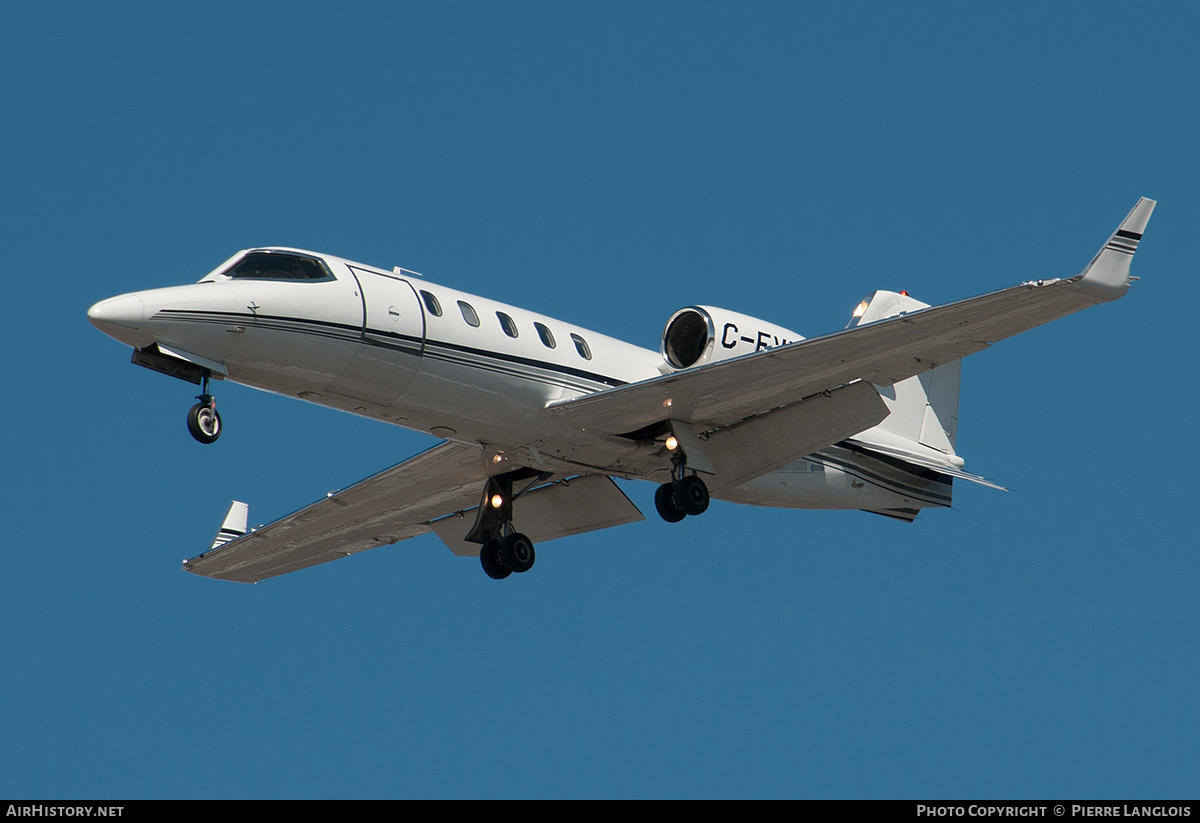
[665,435,679,451]
[490,494,504,509]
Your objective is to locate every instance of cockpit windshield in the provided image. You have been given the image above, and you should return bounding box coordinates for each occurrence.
[224,251,332,281]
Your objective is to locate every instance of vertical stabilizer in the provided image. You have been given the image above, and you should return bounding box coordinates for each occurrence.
[846,290,961,457]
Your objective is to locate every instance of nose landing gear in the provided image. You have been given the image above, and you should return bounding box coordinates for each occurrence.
[186,373,222,444]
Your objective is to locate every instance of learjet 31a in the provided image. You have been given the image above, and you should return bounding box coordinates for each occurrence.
[87,198,1155,582]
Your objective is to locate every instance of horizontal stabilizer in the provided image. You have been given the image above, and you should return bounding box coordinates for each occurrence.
[848,439,1007,491]
[914,464,1006,492]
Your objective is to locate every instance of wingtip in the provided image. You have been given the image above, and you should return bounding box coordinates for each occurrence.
[1074,197,1156,300]
[1121,197,1156,237]
[209,500,249,550]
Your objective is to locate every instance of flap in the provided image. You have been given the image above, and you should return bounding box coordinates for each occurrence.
[429,474,644,556]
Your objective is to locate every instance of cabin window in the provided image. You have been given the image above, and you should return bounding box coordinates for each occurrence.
[497,312,519,338]
[420,290,443,317]
[225,251,332,282]
[570,333,592,360]
[458,301,480,327]
[535,322,556,349]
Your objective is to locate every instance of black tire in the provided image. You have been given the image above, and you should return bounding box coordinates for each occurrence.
[480,539,511,579]
[187,403,222,444]
[499,533,535,573]
[676,475,710,516]
[655,482,686,523]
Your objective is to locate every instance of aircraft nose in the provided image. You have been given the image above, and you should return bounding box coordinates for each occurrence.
[87,293,145,339]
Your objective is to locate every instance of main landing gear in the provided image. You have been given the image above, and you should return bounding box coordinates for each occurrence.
[654,453,710,523]
[479,532,535,580]
[468,472,538,580]
[186,373,222,445]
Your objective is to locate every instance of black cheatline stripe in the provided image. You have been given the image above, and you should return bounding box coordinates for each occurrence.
[1116,229,1143,240]
[815,457,949,506]
[356,327,608,392]
[815,449,953,506]
[1104,244,1136,256]
[1107,239,1138,250]
[219,529,245,536]
[181,309,628,387]
[150,309,626,393]
[352,332,427,358]
[831,461,951,506]
[157,309,362,335]
[837,440,955,484]
[813,453,951,505]
[420,349,601,392]
[418,336,614,391]
[153,310,362,345]
[419,348,608,394]
[423,337,627,388]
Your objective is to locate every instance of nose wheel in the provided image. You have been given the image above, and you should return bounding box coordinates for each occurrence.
[186,374,222,444]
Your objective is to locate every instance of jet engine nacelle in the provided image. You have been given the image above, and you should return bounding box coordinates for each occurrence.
[660,306,804,370]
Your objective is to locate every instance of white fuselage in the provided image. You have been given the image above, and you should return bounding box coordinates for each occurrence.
[88,248,950,517]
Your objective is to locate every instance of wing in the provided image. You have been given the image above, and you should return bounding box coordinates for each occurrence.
[547,197,1155,437]
[183,442,646,583]
[183,441,489,582]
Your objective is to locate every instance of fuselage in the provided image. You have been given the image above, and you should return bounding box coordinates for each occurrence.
[89,248,660,444]
[88,247,951,518]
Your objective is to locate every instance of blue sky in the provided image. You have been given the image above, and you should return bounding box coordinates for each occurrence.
[2,1,1198,799]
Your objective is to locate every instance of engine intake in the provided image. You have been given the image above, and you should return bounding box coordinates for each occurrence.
[661,306,803,370]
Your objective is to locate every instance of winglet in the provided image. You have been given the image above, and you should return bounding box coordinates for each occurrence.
[210,501,249,550]
[1074,197,1156,301]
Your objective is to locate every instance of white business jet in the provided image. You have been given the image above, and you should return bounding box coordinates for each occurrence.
[88,199,1155,582]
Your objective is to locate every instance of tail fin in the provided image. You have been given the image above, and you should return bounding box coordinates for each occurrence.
[846,290,960,458]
